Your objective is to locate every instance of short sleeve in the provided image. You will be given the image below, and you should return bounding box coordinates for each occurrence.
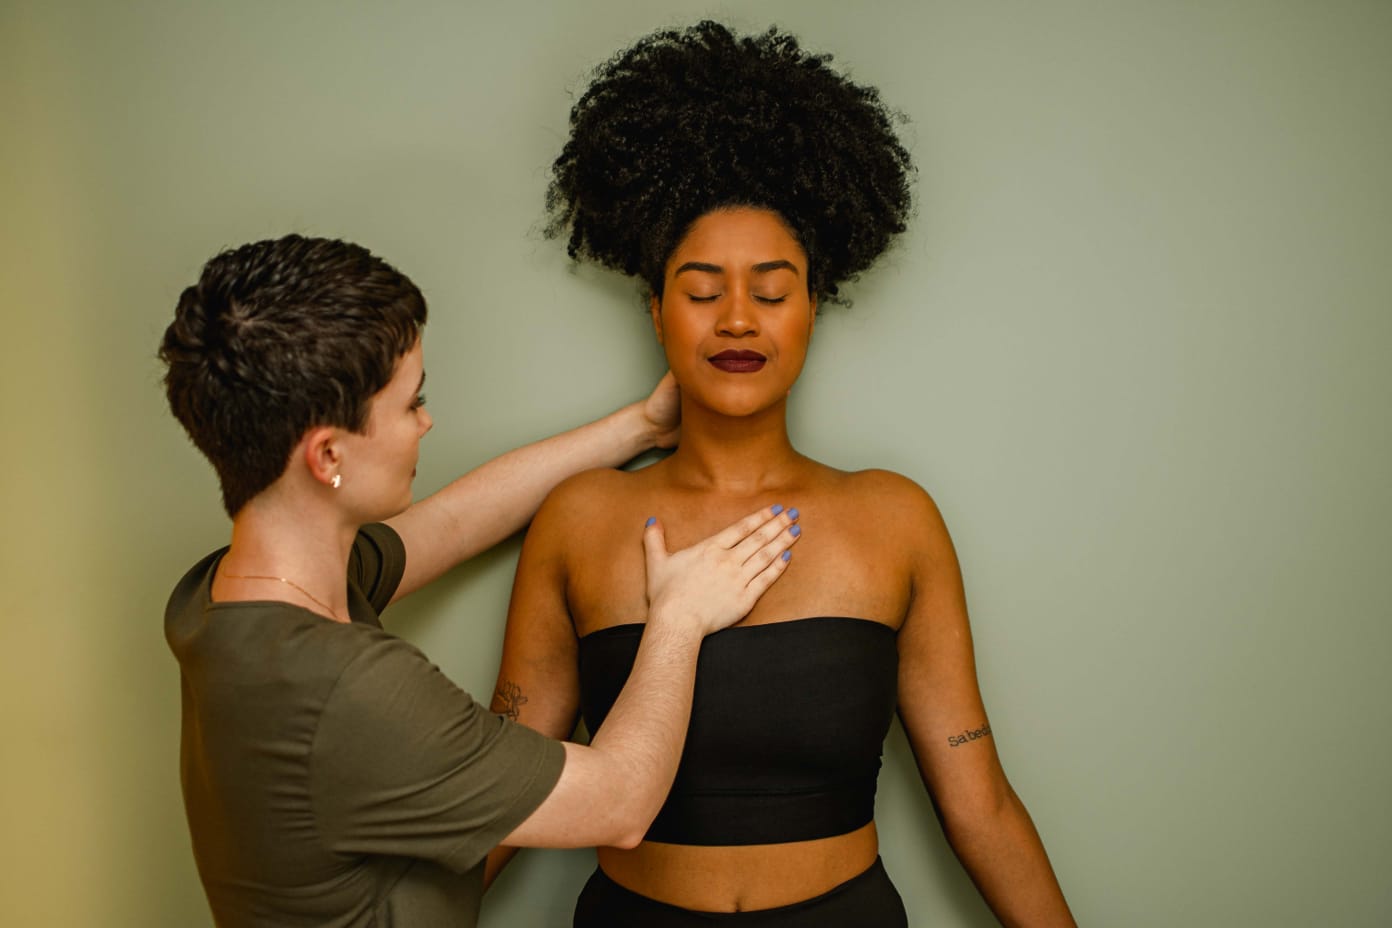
[348,523,407,612]
[310,634,565,874]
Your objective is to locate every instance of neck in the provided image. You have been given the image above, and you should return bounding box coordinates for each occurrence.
[664,395,806,494]
[220,489,359,620]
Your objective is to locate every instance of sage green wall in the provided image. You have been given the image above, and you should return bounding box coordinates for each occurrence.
[3,1,1388,924]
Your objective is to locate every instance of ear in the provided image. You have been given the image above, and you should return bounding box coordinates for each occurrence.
[650,293,665,345]
[301,426,342,488]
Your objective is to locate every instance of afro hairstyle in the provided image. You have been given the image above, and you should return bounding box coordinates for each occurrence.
[546,20,915,303]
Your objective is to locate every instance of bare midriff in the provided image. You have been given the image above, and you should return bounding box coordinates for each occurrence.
[595,822,879,912]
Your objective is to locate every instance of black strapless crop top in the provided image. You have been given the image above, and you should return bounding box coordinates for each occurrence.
[577,617,899,846]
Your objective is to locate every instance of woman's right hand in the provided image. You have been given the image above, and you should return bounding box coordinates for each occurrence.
[642,505,801,636]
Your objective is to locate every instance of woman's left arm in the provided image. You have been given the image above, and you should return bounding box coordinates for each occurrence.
[895,485,1076,927]
[385,374,679,603]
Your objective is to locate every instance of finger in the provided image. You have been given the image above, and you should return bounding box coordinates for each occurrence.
[642,516,668,577]
[740,541,795,605]
[737,519,802,577]
[730,507,798,564]
[709,504,786,550]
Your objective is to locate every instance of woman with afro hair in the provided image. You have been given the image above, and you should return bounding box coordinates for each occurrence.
[488,21,1076,926]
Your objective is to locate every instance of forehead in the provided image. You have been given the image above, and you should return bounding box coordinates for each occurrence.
[668,208,807,268]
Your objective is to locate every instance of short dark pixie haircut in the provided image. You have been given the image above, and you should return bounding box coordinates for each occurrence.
[160,235,427,516]
[546,20,915,302]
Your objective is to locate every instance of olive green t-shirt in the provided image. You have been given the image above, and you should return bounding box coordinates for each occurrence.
[165,523,565,927]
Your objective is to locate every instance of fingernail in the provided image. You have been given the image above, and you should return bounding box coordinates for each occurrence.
[770,504,784,516]
[790,524,802,537]
[645,516,656,527]
[781,550,792,561]
[788,508,799,521]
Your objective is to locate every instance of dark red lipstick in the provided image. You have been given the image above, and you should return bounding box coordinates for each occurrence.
[708,349,767,373]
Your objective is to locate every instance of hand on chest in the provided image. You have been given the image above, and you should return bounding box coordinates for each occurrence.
[565,507,910,636]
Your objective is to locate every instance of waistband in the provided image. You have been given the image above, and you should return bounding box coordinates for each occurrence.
[573,857,906,926]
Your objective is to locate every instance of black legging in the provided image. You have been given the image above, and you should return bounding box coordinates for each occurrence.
[573,857,908,927]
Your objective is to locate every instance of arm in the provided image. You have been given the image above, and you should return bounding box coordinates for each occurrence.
[384,374,680,603]
[895,485,1076,927]
[496,504,800,850]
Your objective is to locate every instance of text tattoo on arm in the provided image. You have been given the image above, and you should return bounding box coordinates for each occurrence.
[494,680,528,721]
[947,723,992,748]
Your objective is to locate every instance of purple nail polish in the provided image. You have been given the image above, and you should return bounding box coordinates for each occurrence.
[781,550,792,561]
[790,524,801,537]
[645,516,656,527]
[788,508,799,521]
[770,504,784,516]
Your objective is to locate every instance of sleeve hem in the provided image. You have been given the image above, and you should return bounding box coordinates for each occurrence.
[357,523,407,611]
[441,729,566,873]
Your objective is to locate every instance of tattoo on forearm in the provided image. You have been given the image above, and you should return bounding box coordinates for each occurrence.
[947,723,992,748]
[494,680,528,721]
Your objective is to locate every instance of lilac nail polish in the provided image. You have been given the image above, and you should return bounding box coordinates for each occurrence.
[790,524,802,537]
[788,508,799,521]
[770,504,784,516]
[645,516,656,527]
[781,550,792,561]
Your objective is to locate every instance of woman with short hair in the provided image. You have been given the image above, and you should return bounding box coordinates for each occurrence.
[159,233,801,927]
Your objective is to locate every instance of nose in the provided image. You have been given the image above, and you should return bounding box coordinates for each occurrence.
[419,407,434,436]
[715,290,758,337]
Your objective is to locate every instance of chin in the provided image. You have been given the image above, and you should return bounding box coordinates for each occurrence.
[696,386,787,416]
[702,399,783,419]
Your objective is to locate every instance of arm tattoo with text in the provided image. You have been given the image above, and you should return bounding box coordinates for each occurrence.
[947,722,992,748]
[493,680,528,721]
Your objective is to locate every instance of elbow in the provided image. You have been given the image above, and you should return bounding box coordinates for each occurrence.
[939,778,1016,839]
[608,795,658,849]
[567,743,660,849]
[595,812,650,850]
[609,827,647,851]
[605,785,659,849]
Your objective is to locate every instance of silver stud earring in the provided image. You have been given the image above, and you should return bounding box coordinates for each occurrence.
[331,474,342,489]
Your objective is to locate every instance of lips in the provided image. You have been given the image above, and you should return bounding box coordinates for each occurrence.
[708,349,767,373]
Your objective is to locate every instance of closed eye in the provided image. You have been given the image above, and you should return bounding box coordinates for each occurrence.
[755,294,788,305]
[688,293,721,303]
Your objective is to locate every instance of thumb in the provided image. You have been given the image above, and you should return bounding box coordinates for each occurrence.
[642,516,669,576]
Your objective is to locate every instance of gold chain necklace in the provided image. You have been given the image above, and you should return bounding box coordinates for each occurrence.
[221,572,347,623]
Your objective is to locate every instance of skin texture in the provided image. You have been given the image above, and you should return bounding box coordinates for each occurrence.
[488,209,1075,924]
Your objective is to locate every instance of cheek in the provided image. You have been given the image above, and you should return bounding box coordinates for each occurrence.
[777,318,813,357]
[659,318,699,357]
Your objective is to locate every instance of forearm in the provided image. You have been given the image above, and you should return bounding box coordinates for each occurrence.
[577,615,705,844]
[499,614,703,849]
[434,400,654,546]
[387,401,658,599]
[943,787,1076,927]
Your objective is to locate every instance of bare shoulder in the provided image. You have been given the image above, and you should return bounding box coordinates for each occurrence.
[529,466,658,568]
[837,467,933,501]
[537,466,642,524]
[835,468,947,539]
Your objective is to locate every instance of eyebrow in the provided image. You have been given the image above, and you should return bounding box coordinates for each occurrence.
[673,260,801,277]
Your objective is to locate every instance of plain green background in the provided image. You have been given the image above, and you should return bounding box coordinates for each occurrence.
[3,1,1389,925]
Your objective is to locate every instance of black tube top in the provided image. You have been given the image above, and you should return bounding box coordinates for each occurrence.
[577,617,898,846]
